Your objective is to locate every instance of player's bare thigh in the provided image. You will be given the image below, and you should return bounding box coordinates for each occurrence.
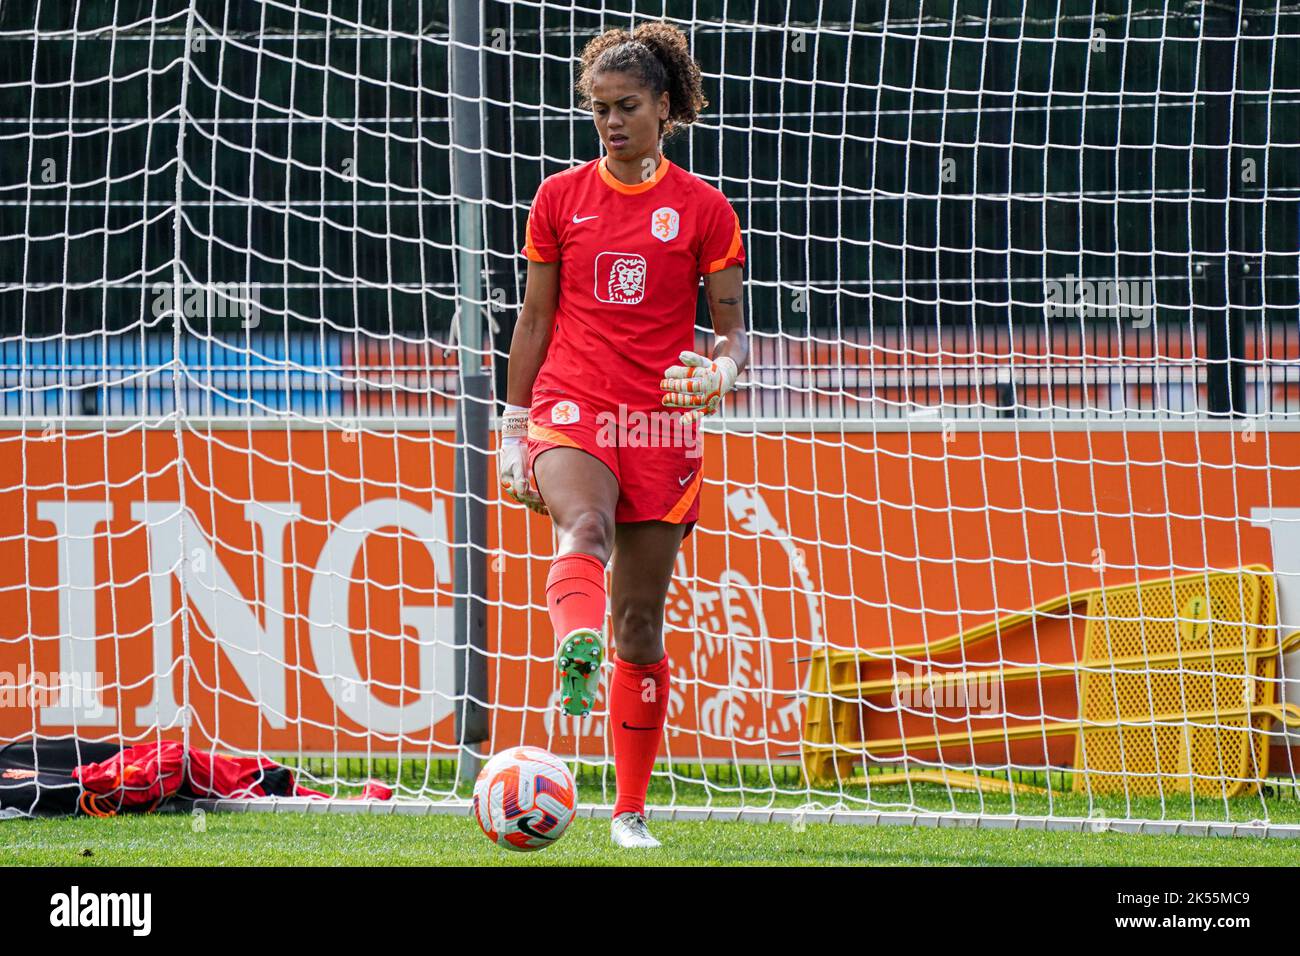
[609,520,687,665]
[532,446,620,563]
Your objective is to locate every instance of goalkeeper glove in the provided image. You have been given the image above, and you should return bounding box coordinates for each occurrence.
[498,404,548,516]
[660,351,739,425]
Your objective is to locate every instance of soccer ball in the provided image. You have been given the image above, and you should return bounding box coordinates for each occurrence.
[472,746,577,851]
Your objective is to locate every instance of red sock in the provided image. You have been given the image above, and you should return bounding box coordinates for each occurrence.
[546,552,607,639]
[610,655,670,816]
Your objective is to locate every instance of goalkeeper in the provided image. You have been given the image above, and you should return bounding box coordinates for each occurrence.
[500,21,747,849]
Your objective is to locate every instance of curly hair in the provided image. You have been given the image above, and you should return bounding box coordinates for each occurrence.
[576,21,707,141]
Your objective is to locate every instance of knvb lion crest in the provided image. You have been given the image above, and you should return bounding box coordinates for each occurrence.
[551,400,580,425]
[594,252,646,305]
[650,206,679,242]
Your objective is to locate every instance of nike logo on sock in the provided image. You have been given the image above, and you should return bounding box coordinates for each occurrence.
[571,214,598,223]
[621,721,658,731]
[556,591,582,604]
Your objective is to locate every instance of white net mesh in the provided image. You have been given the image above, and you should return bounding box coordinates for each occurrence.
[1,1,1299,825]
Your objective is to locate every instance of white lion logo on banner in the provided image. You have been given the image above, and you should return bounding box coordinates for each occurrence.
[594,252,647,305]
[537,487,820,747]
[677,489,822,743]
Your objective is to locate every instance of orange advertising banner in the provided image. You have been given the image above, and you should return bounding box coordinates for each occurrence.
[2,426,1299,773]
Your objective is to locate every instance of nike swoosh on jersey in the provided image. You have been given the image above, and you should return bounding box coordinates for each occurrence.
[678,471,695,486]
[571,214,599,223]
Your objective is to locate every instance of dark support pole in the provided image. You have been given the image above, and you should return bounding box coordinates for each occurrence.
[483,1,514,416]
[1200,4,1245,417]
[996,368,1017,418]
[453,372,490,751]
[451,0,490,781]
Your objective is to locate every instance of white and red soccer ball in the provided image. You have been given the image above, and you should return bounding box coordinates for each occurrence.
[473,746,577,851]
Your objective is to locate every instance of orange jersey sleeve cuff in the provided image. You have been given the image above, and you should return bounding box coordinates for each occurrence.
[702,212,744,274]
[522,220,557,263]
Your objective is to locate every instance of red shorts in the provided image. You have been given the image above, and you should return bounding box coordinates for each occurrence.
[526,395,703,536]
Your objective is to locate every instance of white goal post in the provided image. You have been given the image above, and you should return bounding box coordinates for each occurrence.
[1,1,1299,830]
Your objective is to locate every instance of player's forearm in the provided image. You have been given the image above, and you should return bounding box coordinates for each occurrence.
[703,266,748,377]
[710,325,749,378]
[505,311,553,408]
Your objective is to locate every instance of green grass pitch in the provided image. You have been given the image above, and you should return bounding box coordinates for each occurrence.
[7,762,1300,866]
[5,811,1300,866]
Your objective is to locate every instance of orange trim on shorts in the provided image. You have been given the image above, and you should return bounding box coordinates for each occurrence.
[704,212,743,274]
[528,422,581,448]
[597,155,671,195]
[661,467,704,523]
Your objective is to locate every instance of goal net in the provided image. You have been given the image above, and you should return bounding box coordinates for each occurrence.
[2,0,1299,828]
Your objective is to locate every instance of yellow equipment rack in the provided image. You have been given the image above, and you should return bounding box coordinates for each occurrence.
[803,565,1300,797]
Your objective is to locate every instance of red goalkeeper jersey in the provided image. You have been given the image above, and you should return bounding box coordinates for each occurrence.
[521,154,745,411]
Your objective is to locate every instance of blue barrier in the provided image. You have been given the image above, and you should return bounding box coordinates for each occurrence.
[0,332,352,417]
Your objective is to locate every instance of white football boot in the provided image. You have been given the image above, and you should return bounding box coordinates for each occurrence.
[610,811,661,849]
